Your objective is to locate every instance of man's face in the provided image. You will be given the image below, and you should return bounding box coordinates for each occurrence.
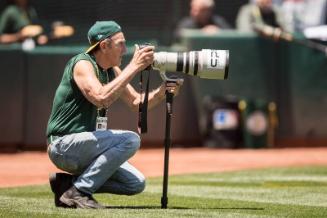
[103,32,127,66]
[190,1,213,25]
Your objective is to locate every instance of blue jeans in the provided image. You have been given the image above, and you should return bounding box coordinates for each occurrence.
[47,130,145,195]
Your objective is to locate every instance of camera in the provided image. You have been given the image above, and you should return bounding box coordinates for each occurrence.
[138,43,229,80]
[139,43,154,71]
[139,43,153,50]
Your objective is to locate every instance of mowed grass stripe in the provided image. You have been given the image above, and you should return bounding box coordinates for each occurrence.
[148,167,327,207]
[0,192,326,218]
[0,167,326,218]
[148,184,327,207]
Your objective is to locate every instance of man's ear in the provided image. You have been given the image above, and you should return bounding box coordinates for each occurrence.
[99,41,108,51]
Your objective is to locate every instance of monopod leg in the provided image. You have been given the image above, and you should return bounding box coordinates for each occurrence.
[161,91,174,209]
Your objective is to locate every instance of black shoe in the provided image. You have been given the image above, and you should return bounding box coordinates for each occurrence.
[49,172,74,208]
[59,186,105,209]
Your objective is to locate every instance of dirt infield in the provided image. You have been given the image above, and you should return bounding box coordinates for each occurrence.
[0,147,327,187]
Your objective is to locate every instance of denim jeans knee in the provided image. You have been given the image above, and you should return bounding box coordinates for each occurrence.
[47,138,80,174]
[123,131,141,154]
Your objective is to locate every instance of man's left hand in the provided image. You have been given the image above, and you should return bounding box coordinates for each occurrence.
[159,80,184,97]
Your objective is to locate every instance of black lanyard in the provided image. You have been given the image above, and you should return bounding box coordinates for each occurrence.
[138,70,150,133]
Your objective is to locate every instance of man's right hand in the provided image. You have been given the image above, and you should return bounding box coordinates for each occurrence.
[130,44,155,72]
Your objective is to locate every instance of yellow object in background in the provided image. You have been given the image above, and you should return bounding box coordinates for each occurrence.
[21,25,43,38]
[52,25,75,39]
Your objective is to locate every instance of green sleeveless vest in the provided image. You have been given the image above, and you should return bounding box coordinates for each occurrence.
[46,53,115,137]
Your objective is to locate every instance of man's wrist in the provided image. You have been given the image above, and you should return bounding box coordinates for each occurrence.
[125,63,139,75]
[155,85,166,101]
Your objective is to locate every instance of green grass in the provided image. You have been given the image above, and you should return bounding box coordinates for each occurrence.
[0,166,327,217]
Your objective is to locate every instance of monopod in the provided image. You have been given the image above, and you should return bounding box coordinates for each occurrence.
[160,74,183,209]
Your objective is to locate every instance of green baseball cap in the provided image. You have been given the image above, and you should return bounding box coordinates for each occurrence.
[86,21,122,53]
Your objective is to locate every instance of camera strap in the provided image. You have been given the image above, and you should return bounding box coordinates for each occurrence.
[138,70,150,134]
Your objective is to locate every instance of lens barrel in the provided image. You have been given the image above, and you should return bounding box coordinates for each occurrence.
[153,49,229,80]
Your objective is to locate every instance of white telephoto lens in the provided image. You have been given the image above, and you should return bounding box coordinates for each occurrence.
[152,49,229,80]
[199,49,229,80]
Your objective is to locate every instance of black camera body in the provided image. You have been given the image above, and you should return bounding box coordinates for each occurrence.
[139,42,152,50]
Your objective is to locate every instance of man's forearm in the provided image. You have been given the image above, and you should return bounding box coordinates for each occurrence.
[147,85,166,110]
[135,81,181,111]
[100,64,139,108]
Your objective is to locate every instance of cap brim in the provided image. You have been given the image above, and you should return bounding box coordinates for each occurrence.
[85,41,100,53]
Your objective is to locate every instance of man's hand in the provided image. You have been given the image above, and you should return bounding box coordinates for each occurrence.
[129,45,155,72]
[166,80,183,96]
[158,80,184,97]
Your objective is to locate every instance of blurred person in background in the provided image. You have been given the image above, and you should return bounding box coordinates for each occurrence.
[0,0,74,45]
[174,0,231,40]
[280,0,304,32]
[47,21,182,209]
[236,0,286,32]
[0,0,47,44]
[281,0,327,33]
